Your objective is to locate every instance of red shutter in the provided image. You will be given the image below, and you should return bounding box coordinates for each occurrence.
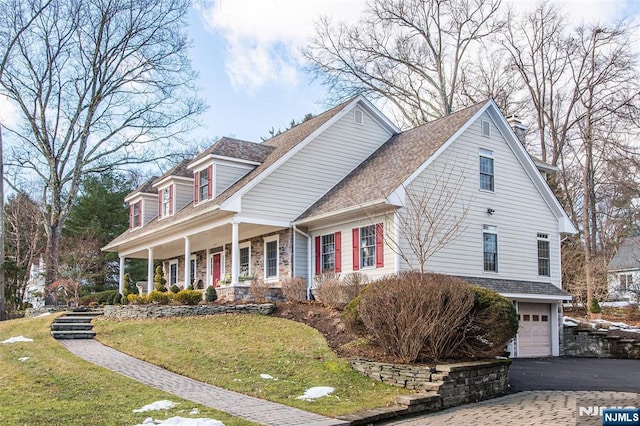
[376,223,384,268]
[194,172,199,204]
[129,204,134,229]
[169,185,174,215]
[207,165,213,199]
[315,236,321,275]
[334,231,342,273]
[158,193,162,218]
[137,201,142,227]
[352,228,360,271]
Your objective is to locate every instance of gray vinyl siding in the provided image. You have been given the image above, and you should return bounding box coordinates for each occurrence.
[398,111,562,287]
[141,195,157,225]
[175,182,193,212]
[215,163,252,197]
[241,108,393,220]
[293,230,309,281]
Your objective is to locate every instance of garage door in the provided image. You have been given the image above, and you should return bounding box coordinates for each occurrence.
[518,303,551,357]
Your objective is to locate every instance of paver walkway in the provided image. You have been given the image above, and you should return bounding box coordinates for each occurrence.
[60,339,345,426]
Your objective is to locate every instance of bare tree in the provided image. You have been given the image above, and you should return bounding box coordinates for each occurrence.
[303,0,505,126]
[0,0,204,287]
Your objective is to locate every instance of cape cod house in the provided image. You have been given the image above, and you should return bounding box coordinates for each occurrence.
[608,236,640,302]
[103,96,576,357]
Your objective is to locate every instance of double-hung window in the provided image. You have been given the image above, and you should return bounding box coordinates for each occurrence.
[239,243,251,276]
[479,149,494,192]
[360,225,376,268]
[537,233,550,276]
[483,225,498,272]
[321,234,335,272]
[131,201,141,228]
[619,274,632,292]
[162,187,171,217]
[199,168,209,202]
[169,261,178,285]
[190,256,197,285]
[264,236,278,279]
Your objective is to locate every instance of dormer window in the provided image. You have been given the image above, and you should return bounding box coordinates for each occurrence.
[161,186,173,217]
[130,201,141,229]
[194,165,213,204]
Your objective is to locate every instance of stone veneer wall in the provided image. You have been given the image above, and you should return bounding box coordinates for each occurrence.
[562,326,640,359]
[224,229,292,283]
[351,358,510,408]
[103,303,276,319]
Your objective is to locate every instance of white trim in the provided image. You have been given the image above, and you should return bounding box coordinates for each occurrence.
[502,292,571,302]
[208,251,225,287]
[233,214,291,228]
[152,175,193,189]
[293,199,388,226]
[239,241,251,277]
[263,234,280,282]
[168,259,179,286]
[482,224,498,273]
[220,96,400,212]
[189,254,197,286]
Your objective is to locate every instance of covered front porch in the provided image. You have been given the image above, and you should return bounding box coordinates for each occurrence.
[115,212,293,300]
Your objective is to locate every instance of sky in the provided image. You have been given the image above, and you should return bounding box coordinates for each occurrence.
[1,0,639,147]
[186,0,640,143]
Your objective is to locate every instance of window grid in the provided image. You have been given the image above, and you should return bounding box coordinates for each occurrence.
[169,263,178,285]
[190,258,196,284]
[483,225,498,272]
[239,247,250,276]
[132,202,140,227]
[163,188,171,217]
[321,234,335,272]
[360,225,376,268]
[480,156,494,191]
[265,240,278,278]
[537,238,550,276]
[199,168,209,202]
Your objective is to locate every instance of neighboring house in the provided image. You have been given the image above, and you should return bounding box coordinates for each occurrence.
[23,257,46,309]
[608,237,640,302]
[103,96,577,357]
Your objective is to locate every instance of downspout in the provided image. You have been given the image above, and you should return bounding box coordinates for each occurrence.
[293,225,312,300]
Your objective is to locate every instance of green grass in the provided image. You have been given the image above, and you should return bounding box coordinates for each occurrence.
[94,314,408,417]
[0,314,256,426]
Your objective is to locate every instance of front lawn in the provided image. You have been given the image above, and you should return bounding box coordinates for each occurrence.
[94,314,408,417]
[0,314,255,426]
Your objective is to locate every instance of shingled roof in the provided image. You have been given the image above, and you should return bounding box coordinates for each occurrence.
[191,137,274,164]
[296,101,487,221]
[157,159,193,181]
[459,276,572,299]
[609,237,640,271]
[127,176,159,198]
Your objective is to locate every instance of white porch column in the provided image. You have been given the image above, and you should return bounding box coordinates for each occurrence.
[184,236,191,288]
[551,302,560,356]
[231,221,239,286]
[118,256,125,295]
[147,248,154,293]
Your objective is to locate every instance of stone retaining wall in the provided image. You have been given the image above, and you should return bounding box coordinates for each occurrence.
[24,306,69,317]
[103,304,276,319]
[351,358,510,409]
[562,325,640,359]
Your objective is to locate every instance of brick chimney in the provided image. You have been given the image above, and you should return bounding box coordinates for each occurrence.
[506,115,527,145]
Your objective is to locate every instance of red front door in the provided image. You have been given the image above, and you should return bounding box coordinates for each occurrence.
[212,253,222,287]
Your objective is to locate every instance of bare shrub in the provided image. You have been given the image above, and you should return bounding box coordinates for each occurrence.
[249,279,270,302]
[313,273,344,309]
[282,277,308,302]
[341,273,369,303]
[358,272,476,363]
[343,285,369,335]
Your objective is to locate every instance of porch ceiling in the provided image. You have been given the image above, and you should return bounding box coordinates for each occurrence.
[124,222,286,260]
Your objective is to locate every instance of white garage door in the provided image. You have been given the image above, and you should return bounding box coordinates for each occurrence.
[518,303,552,357]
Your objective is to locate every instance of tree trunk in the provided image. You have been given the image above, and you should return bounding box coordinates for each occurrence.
[44,220,62,301]
[0,124,5,320]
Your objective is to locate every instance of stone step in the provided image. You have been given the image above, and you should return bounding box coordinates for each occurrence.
[66,310,104,317]
[53,316,94,323]
[51,330,96,339]
[51,323,93,331]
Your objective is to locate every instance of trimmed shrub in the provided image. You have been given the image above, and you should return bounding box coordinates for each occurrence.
[174,290,203,305]
[249,280,270,302]
[281,277,308,302]
[205,286,218,302]
[80,289,118,306]
[342,285,369,335]
[127,294,147,305]
[106,292,116,305]
[113,293,122,305]
[147,290,172,305]
[170,284,180,294]
[590,297,602,313]
[313,273,343,309]
[154,265,168,292]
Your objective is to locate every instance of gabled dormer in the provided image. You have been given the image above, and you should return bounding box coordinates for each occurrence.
[188,137,273,205]
[124,177,158,230]
[153,160,194,220]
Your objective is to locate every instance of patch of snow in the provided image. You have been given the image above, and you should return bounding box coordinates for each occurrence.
[260,374,276,380]
[133,400,177,413]
[189,408,199,415]
[563,316,640,333]
[1,336,33,344]
[35,312,52,318]
[601,301,633,308]
[296,386,335,401]
[135,417,224,426]
[562,316,578,327]
[18,357,30,362]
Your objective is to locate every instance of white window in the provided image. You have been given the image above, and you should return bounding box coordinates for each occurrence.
[169,260,178,285]
[619,274,633,292]
[264,235,279,280]
[162,187,171,217]
[360,225,376,268]
[537,233,550,277]
[132,201,141,228]
[199,168,209,202]
[481,119,491,137]
[190,256,197,285]
[483,225,498,272]
[321,234,335,272]
[479,149,494,192]
[239,242,251,277]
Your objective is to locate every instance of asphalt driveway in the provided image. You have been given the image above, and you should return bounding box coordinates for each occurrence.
[509,357,640,392]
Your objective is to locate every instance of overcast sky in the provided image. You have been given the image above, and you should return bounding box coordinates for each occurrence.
[2,0,639,147]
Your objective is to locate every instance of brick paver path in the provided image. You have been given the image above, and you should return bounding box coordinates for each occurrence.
[386,390,640,426]
[60,339,345,426]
